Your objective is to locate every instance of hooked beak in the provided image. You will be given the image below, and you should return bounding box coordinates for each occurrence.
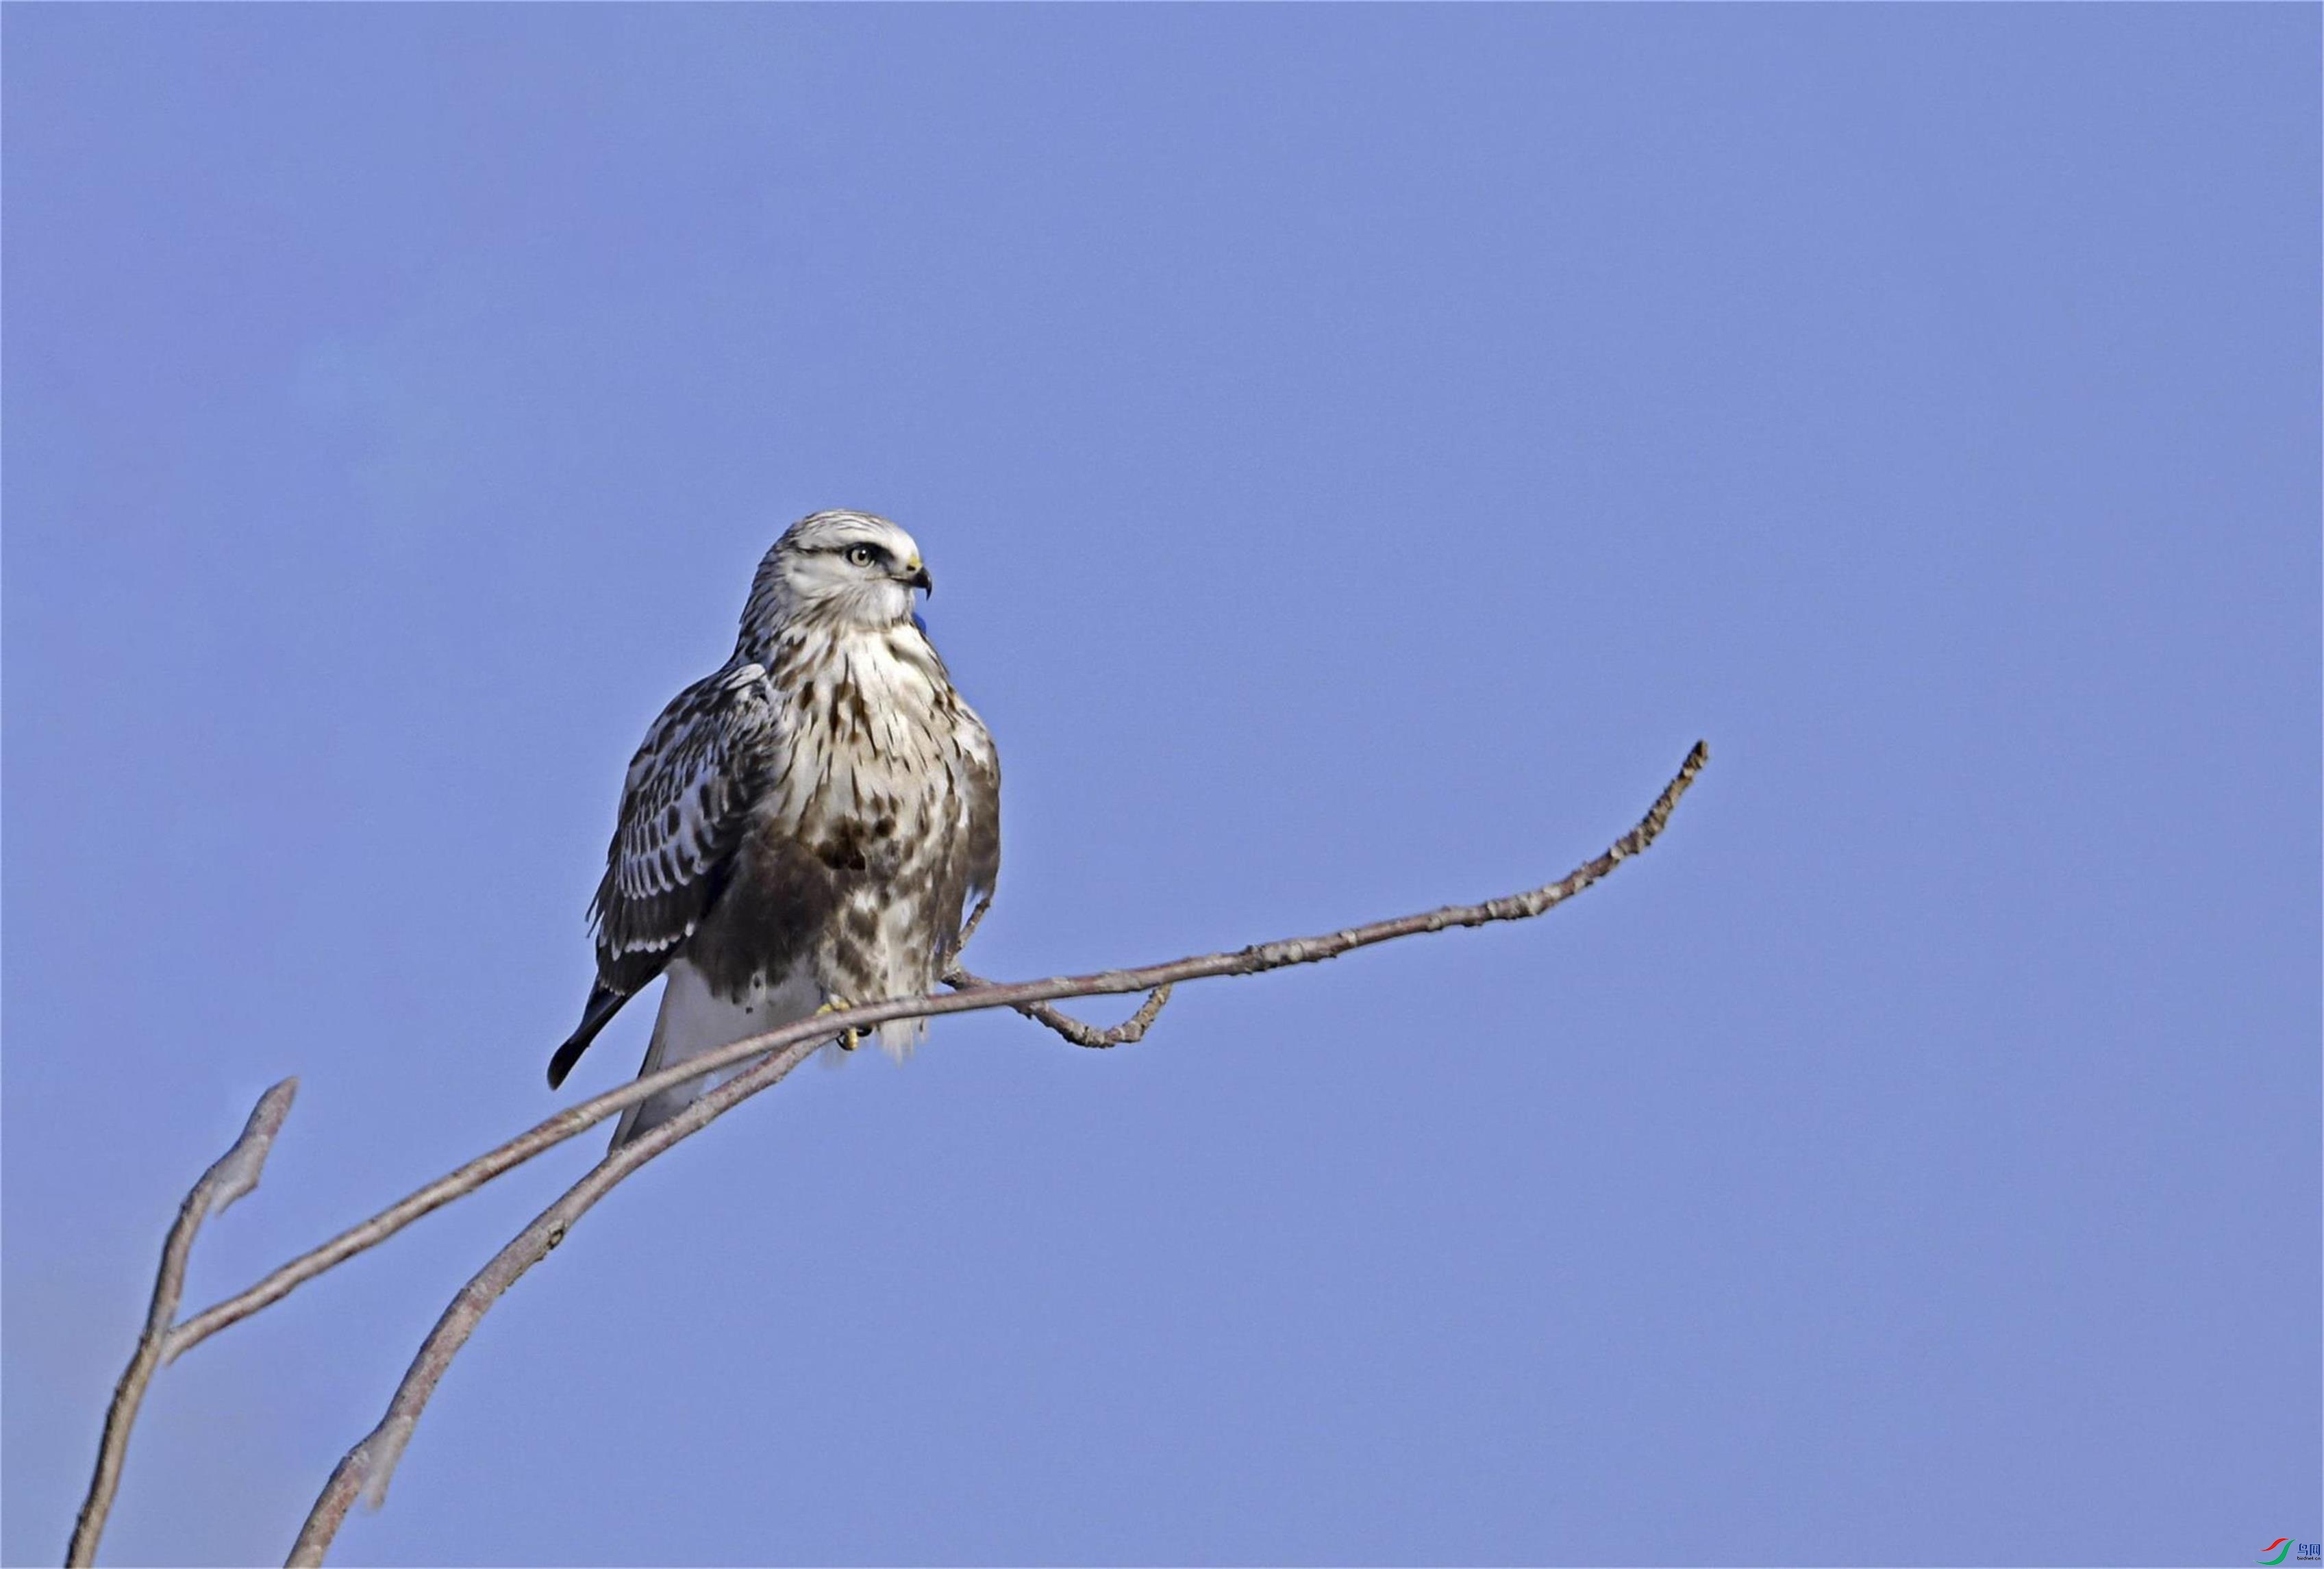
[901,557,932,596]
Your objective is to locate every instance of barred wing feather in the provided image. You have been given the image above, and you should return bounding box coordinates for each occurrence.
[592,661,781,991]
[547,661,782,1091]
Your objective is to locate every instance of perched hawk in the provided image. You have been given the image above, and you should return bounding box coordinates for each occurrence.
[548,511,1001,1147]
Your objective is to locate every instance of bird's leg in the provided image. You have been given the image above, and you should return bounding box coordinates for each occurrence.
[814,998,860,1052]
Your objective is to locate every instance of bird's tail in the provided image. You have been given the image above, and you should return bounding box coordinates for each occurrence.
[608,962,826,1151]
[607,999,688,1150]
[547,984,628,1090]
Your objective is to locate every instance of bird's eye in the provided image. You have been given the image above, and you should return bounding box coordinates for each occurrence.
[845,544,877,568]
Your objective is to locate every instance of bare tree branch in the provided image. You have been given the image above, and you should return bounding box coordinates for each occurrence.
[166,741,1705,1375]
[72,744,1702,1564]
[285,1032,831,1565]
[279,740,1707,1564]
[68,1078,298,1567]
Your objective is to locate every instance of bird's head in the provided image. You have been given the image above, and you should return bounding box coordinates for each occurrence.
[741,510,934,645]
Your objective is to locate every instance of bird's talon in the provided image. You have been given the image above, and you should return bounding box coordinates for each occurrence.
[816,998,860,1051]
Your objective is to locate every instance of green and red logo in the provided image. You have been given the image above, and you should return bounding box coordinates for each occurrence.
[2258,1541,2293,1566]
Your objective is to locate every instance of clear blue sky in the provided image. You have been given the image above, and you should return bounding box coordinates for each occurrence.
[5,7,2316,1566]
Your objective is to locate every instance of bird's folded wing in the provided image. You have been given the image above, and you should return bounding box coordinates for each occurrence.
[589,661,782,994]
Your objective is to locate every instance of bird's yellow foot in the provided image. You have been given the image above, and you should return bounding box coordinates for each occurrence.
[815,998,860,1051]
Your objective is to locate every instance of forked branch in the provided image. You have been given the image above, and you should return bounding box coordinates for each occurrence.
[284,739,1706,1563]
[75,742,1708,1567]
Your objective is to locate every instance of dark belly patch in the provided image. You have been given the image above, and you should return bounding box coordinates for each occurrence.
[810,812,898,876]
[686,832,840,1001]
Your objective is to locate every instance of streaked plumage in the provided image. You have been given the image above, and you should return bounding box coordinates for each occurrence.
[549,510,1001,1147]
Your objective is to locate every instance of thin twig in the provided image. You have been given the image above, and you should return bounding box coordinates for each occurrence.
[940,897,1173,1045]
[281,741,1707,1564]
[167,742,1705,1368]
[945,966,1174,1047]
[68,1079,299,1567]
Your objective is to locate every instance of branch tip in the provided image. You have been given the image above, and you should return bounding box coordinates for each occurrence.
[211,1077,299,1215]
[68,1077,302,1566]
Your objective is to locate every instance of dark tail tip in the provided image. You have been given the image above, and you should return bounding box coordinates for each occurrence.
[546,1033,588,1090]
[547,986,628,1089]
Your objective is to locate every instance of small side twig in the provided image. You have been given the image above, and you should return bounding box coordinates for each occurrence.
[945,964,1173,1047]
[942,896,1172,1045]
[68,1078,299,1567]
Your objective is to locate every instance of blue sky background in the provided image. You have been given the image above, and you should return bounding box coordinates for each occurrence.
[5,8,2316,1566]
